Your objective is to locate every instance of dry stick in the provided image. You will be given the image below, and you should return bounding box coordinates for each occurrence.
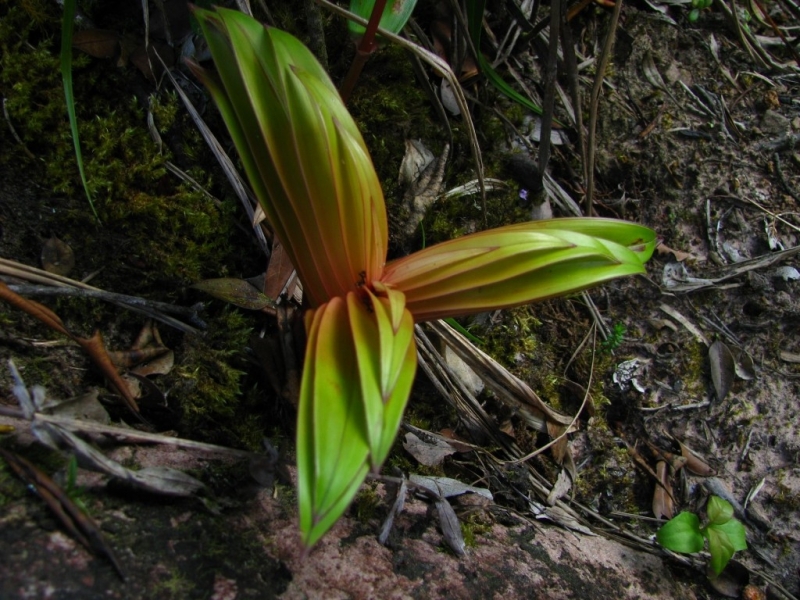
[537,0,561,177]
[339,0,388,103]
[750,0,800,66]
[0,406,258,459]
[0,259,200,334]
[559,9,586,195]
[585,0,623,216]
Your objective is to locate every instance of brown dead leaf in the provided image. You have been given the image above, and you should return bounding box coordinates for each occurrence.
[0,448,126,579]
[0,281,70,336]
[78,331,140,415]
[72,29,121,58]
[128,42,174,82]
[679,442,716,476]
[709,340,736,401]
[0,283,139,415]
[652,460,674,519]
[41,236,75,277]
[264,240,296,299]
[656,242,695,262]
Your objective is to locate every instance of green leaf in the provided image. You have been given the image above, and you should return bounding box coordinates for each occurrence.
[712,518,747,552]
[348,0,418,38]
[466,0,555,123]
[382,218,656,321]
[61,0,99,221]
[297,291,416,546]
[706,496,734,526]
[656,512,705,553]
[296,298,371,547]
[705,525,736,576]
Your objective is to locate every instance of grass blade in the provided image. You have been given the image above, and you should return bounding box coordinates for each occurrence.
[61,0,99,221]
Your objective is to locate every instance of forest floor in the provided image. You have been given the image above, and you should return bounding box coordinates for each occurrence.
[0,0,799,598]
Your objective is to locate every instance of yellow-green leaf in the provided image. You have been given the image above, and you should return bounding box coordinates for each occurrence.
[348,289,417,468]
[297,298,371,547]
[382,219,655,321]
[190,8,387,305]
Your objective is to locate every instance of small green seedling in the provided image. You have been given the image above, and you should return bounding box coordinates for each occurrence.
[601,322,626,353]
[656,496,747,577]
[688,0,713,22]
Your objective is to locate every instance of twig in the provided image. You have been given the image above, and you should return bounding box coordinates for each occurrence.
[5,284,204,324]
[773,152,800,202]
[586,0,624,215]
[0,258,201,334]
[537,0,561,177]
[0,406,258,459]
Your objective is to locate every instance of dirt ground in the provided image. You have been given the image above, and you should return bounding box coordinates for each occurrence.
[1,0,799,598]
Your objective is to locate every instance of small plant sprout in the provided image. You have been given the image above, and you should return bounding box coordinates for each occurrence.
[657,496,748,577]
[189,7,656,548]
[688,0,713,23]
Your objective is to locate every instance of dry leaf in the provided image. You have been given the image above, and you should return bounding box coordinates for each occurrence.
[733,349,755,380]
[709,340,735,401]
[679,442,715,477]
[192,278,275,311]
[436,498,466,556]
[0,448,126,579]
[410,474,493,501]
[78,331,140,415]
[378,477,407,545]
[43,389,110,424]
[41,237,75,277]
[264,241,295,299]
[652,460,674,519]
[546,469,572,507]
[34,422,204,497]
[655,242,695,262]
[403,432,458,466]
[0,283,140,415]
[72,29,121,58]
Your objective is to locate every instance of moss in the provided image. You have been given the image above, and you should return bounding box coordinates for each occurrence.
[170,307,253,438]
[460,514,492,548]
[352,480,382,523]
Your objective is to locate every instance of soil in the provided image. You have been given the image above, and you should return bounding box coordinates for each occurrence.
[1,0,799,599]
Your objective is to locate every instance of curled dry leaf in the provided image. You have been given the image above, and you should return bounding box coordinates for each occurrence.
[679,442,716,477]
[0,448,126,579]
[378,476,407,546]
[655,242,695,262]
[546,469,573,507]
[0,283,140,415]
[733,349,755,380]
[403,432,458,467]
[652,460,675,520]
[709,340,736,401]
[410,474,493,501]
[436,497,466,556]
